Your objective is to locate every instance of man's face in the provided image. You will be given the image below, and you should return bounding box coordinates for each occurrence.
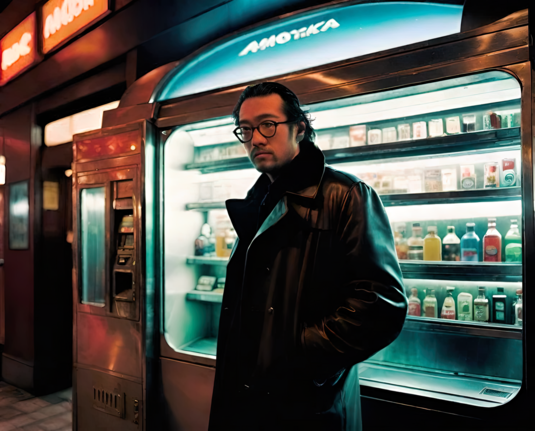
[238,94,304,180]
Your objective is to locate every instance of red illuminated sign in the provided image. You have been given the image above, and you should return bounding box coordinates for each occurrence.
[41,0,111,54]
[0,13,40,86]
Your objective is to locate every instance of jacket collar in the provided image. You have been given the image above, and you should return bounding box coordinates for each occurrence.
[226,140,325,241]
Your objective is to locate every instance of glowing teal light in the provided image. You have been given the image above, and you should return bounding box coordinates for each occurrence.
[156,2,463,102]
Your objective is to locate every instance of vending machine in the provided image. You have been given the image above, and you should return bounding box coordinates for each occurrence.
[72,1,533,430]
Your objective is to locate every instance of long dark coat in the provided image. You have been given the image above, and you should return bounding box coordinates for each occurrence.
[208,141,408,431]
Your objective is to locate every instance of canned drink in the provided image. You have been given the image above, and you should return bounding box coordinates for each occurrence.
[483,114,491,130]
[513,112,521,127]
[501,158,516,187]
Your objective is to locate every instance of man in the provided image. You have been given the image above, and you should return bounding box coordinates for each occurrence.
[208,82,407,431]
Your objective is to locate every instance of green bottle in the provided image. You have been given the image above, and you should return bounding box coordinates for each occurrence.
[504,219,522,263]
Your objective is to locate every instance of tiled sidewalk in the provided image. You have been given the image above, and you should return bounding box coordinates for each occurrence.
[0,382,72,431]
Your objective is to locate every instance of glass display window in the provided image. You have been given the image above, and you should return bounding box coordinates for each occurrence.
[162,70,523,405]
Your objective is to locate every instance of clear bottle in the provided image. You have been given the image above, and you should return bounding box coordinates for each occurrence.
[461,222,480,262]
[423,226,441,261]
[504,219,522,263]
[194,223,214,256]
[441,287,456,320]
[408,223,424,260]
[394,223,409,260]
[443,226,461,261]
[423,289,438,318]
[513,289,523,326]
[224,227,238,256]
[457,292,473,321]
[474,287,489,322]
[408,288,421,316]
[483,218,502,262]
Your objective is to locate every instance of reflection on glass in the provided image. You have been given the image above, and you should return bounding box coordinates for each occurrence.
[9,181,29,250]
[80,187,106,307]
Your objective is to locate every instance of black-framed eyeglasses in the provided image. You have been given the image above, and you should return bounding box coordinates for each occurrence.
[233,119,297,143]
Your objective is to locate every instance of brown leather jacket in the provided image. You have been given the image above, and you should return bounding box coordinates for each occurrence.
[209,140,407,431]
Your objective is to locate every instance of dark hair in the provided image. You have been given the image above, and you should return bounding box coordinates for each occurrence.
[232,82,316,142]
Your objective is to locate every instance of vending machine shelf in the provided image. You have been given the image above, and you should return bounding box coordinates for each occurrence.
[180,337,218,356]
[380,187,521,207]
[358,362,521,408]
[404,315,522,340]
[184,128,521,173]
[186,202,227,211]
[186,290,224,303]
[186,256,229,266]
[400,262,521,282]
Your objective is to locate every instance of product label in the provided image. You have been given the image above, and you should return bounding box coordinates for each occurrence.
[443,244,460,261]
[495,302,504,311]
[495,311,505,321]
[461,177,475,189]
[408,302,420,316]
[424,305,436,318]
[474,304,488,322]
[506,243,522,262]
[485,245,498,256]
[517,307,522,321]
[441,309,455,320]
[461,249,478,261]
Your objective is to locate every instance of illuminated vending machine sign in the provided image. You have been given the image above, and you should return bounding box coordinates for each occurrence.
[41,0,111,54]
[0,13,40,87]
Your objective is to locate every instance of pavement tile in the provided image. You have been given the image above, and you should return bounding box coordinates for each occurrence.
[5,415,35,428]
[25,413,46,423]
[32,415,70,431]
[0,422,17,431]
[31,405,64,419]
[10,402,41,414]
[20,425,46,431]
[0,408,21,420]
[32,398,58,408]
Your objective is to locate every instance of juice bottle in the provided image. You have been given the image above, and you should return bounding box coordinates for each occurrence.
[461,222,480,261]
[408,223,424,260]
[423,226,441,261]
[457,292,473,321]
[474,287,489,322]
[423,289,438,318]
[483,218,502,262]
[443,226,460,261]
[441,287,456,320]
[394,223,408,260]
[408,288,421,316]
[504,219,522,263]
[513,289,522,326]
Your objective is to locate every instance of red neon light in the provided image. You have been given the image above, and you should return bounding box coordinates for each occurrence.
[0,13,40,87]
[41,0,111,54]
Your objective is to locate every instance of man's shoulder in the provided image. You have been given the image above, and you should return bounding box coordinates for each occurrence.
[322,165,365,192]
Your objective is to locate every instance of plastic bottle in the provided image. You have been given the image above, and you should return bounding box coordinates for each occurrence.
[457,292,473,321]
[394,224,409,260]
[461,222,480,262]
[513,289,522,326]
[408,223,424,260]
[483,218,502,262]
[423,289,438,318]
[443,226,461,261]
[408,288,421,316]
[441,287,456,320]
[474,287,489,322]
[504,219,522,263]
[423,226,441,261]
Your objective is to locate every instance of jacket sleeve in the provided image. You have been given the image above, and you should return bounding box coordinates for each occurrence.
[301,181,408,383]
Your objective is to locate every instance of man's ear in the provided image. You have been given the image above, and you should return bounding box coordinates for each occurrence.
[296,121,306,141]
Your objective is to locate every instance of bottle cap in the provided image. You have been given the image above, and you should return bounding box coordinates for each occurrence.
[446,286,455,292]
[478,286,486,291]
[427,226,436,232]
[466,222,475,227]
[497,287,504,293]
[413,223,421,228]
[516,289,522,295]
[411,288,418,295]
[488,218,496,222]
[447,226,454,232]
[511,219,517,223]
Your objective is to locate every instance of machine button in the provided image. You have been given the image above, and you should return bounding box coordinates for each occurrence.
[268,307,274,314]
